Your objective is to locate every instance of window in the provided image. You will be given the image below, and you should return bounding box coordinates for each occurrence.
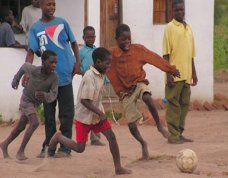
[153,0,173,24]
[0,0,31,22]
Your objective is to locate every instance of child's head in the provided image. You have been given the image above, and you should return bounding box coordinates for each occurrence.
[41,50,57,74]
[83,26,96,48]
[172,0,185,22]
[31,0,40,8]
[92,47,111,74]
[0,7,14,24]
[39,0,56,19]
[115,24,131,52]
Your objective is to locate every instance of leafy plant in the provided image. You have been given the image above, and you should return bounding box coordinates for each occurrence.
[37,104,45,124]
[214,0,228,70]
[105,110,122,122]
[0,114,3,124]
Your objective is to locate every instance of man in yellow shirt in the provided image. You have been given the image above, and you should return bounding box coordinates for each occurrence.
[162,0,198,144]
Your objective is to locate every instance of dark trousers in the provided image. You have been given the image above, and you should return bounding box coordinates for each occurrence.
[42,83,74,153]
[165,81,191,139]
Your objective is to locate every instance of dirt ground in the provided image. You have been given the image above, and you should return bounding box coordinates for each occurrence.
[0,71,227,178]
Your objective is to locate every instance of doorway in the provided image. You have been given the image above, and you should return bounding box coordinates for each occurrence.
[100,0,122,48]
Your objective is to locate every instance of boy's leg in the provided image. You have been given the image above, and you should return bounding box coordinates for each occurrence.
[179,83,192,142]
[48,132,86,155]
[128,122,149,160]
[122,88,149,160]
[38,99,57,157]
[57,84,74,155]
[142,92,169,139]
[0,114,28,158]
[48,120,90,156]
[165,82,184,142]
[102,128,132,174]
[16,113,39,160]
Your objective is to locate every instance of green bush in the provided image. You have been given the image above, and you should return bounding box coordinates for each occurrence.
[214,32,228,70]
[105,110,122,122]
[0,114,3,124]
[37,104,45,124]
[214,0,228,70]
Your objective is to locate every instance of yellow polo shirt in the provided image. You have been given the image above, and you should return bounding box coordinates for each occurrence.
[163,19,195,84]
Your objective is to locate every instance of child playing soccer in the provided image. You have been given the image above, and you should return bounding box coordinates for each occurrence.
[0,50,58,160]
[48,47,131,175]
[106,24,180,160]
[80,26,104,146]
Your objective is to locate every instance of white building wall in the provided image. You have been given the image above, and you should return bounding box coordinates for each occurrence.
[122,0,214,101]
[0,0,214,121]
[55,0,84,45]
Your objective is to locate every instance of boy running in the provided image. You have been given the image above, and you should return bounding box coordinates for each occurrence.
[48,47,131,175]
[0,50,58,160]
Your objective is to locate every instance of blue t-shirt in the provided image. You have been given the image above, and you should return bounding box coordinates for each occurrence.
[79,45,96,72]
[29,17,76,86]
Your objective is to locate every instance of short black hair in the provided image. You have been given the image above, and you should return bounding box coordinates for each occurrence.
[0,6,10,22]
[83,26,95,35]
[115,24,131,39]
[92,47,110,63]
[41,50,57,61]
[173,0,185,7]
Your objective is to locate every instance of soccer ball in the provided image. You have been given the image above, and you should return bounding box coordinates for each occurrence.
[176,149,198,173]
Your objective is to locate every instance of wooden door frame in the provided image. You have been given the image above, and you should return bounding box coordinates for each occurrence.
[84,0,88,27]
[100,0,122,47]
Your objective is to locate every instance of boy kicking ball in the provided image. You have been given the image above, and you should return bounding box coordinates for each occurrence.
[107,24,180,160]
[48,47,131,175]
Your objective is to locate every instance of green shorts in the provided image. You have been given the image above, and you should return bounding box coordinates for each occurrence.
[122,83,151,123]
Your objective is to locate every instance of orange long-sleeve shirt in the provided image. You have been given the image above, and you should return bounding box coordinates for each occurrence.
[107,44,177,99]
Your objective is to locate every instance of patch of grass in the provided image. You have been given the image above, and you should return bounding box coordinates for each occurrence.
[214,0,228,71]
[0,114,3,124]
[37,104,45,124]
[105,110,122,122]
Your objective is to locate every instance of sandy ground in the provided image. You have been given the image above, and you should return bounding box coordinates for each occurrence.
[0,73,228,178]
[0,109,228,178]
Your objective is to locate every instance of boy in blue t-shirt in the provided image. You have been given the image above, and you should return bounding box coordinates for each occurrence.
[80,26,104,146]
[25,0,82,158]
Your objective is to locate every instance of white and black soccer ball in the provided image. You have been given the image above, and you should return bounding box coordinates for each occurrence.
[176,149,198,173]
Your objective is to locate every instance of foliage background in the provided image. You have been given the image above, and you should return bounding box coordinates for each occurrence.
[214,0,228,70]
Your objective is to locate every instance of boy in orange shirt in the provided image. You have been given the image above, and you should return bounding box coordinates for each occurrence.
[107,24,180,159]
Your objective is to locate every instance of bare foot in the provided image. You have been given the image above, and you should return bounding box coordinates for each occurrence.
[16,153,28,160]
[142,141,149,160]
[0,142,10,159]
[49,132,61,149]
[157,126,170,139]
[115,167,132,175]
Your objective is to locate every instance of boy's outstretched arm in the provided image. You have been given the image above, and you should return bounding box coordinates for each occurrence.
[81,99,107,121]
[163,54,175,87]
[144,47,180,77]
[12,63,32,89]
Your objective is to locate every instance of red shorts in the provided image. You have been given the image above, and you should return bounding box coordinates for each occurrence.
[75,119,111,143]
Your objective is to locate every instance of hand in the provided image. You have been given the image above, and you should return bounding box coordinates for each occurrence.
[35,91,45,101]
[99,113,108,121]
[72,64,84,76]
[167,74,175,87]
[191,74,198,86]
[172,69,180,78]
[12,80,19,89]
[22,74,29,87]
